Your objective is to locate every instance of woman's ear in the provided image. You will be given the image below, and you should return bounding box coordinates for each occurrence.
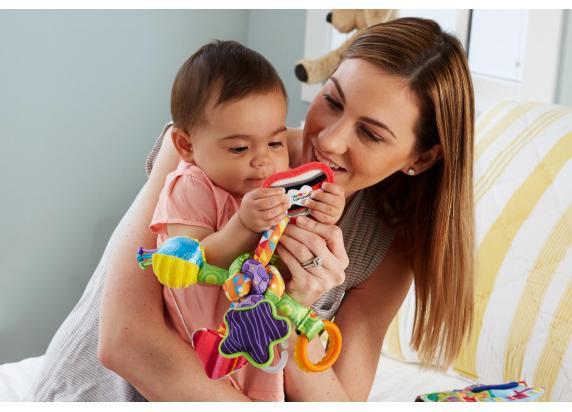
[403,144,442,176]
[171,127,193,163]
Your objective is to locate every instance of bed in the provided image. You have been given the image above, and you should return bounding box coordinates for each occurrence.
[2,101,570,402]
[0,356,44,401]
[0,353,475,402]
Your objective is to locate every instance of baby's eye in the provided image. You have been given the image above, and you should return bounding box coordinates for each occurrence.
[269,141,283,148]
[229,146,248,154]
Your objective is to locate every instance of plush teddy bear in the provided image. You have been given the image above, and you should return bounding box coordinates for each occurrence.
[294,9,398,84]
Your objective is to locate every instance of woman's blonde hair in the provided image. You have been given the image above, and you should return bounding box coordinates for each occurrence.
[342,17,475,367]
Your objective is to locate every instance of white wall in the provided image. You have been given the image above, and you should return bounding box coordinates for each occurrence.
[557,10,572,106]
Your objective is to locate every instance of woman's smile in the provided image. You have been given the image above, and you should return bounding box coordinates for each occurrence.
[313,147,347,173]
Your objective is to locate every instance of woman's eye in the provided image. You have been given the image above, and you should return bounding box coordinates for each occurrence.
[359,126,384,143]
[229,146,248,154]
[323,93,342,111]
[268,141,283,148]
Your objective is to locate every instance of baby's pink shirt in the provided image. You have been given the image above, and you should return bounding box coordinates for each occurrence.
[150,161,285,401]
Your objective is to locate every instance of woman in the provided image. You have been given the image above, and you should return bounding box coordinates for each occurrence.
[32,17,474,401]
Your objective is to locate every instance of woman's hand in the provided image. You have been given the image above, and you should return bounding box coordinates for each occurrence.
[276,216,349,307]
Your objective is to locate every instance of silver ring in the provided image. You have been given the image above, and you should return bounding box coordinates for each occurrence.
[301,256,322,269]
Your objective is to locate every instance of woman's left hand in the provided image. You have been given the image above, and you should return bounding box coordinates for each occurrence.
[276,216,349,307]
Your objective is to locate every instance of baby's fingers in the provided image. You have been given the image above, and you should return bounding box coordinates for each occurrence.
[309,189,343,209]
[248,187,286,200]
[307,208,337,225]
[306,197,336,216]
[321,182,344,196]
[255,208,289,231]
[252,193,290,211]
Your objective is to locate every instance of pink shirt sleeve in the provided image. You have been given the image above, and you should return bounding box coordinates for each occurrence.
[150,164,218,238]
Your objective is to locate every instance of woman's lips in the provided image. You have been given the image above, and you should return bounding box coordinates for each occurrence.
[313,148,347,173]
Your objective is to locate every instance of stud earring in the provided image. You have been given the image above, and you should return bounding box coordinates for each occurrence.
[407,168,415,176]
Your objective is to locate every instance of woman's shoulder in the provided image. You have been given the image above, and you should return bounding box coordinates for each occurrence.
[362,227,411,285]
[386,229,412,270]
[287,127,303,143]
[346,229,412,306]
[286,127,304,166]
[333,228,413,350]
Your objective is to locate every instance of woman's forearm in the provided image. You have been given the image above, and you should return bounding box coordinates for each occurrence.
[283,332,352,401]
[98,128,250,401]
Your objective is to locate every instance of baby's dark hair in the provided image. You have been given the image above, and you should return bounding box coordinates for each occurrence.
[171,40,288,132]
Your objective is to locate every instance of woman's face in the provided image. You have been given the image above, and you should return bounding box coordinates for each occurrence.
[302,58,422,198]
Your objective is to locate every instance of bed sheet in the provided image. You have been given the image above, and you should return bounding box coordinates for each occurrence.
[0,356,44,401]
[1,354,474,402]
[368,355,476,401]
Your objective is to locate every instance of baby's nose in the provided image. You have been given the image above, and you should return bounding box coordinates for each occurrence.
[252,156,271,169]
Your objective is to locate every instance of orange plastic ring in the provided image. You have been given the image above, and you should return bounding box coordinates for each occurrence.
[294,320,342,372]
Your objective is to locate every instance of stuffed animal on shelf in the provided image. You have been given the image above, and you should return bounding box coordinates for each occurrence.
[295,9,397,84]
[137,162,343,380]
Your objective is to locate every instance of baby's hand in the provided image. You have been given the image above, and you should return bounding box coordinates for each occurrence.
[304,182,345,225]
[239,187,291,233]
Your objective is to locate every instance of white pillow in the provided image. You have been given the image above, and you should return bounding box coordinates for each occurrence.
[382,101,572,401]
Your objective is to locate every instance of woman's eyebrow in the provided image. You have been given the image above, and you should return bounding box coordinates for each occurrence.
[330,76,397,140]
[361,117,398,139]
[329,77,346,103]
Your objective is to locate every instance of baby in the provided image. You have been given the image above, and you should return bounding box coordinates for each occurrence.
[149,40,344,400]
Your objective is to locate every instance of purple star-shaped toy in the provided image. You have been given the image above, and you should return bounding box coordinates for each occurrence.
[220,300,290,366]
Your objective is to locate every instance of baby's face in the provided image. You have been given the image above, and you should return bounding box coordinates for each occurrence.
[190,90,289,197]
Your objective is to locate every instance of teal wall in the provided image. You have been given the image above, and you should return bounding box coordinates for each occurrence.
[0,10,309,362]
[247,9,309,126]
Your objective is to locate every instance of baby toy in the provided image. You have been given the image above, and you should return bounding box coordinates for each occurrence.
[137,162,342,380]
[295,9,397,84]
[415,381,544,402]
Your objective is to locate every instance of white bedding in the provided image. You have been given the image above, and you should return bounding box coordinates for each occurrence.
[369,355,476,401]
[0,356,44,401]
[0,354,475,402]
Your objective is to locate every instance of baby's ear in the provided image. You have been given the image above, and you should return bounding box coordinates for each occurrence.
[171,127,193,163]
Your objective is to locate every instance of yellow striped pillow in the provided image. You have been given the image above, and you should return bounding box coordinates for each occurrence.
[381,101,572,401]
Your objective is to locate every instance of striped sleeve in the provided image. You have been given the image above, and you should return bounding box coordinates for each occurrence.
[145,122,173,177]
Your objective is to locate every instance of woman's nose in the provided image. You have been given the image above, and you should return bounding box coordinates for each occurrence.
[318,120,351,155]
